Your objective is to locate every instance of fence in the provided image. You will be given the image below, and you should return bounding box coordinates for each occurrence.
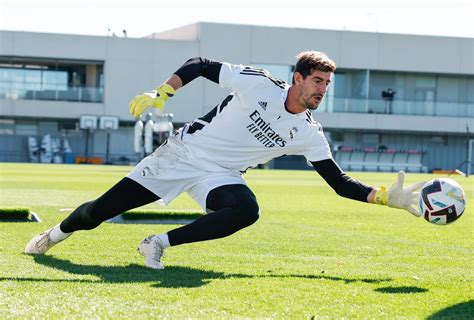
[334,147,428,173]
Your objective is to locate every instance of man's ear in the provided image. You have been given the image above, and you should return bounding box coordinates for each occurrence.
[293,71,303,84]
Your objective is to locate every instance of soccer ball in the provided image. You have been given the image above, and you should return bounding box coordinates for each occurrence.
[418,178,466,225]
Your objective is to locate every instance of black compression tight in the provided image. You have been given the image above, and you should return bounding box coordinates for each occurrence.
[168,184,260,246]
[60,178,159,233]
[60,179,260,246]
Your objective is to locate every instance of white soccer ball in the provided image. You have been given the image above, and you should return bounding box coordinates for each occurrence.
[418,178,466,225]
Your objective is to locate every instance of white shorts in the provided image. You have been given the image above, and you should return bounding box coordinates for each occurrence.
[127,136,246,210]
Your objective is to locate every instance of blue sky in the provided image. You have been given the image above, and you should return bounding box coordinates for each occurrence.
[0,0,473,38]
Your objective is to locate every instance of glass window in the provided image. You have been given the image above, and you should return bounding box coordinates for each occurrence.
[10,69,25,83]
[24,69,41,84]
[333,73,346,98]
[24,69,42,92]
[436,76,459,102]
[15,123,38,136]
[56,71,68,90]
[42,70,57,90]
[0,119,14,135]
[460,77,474,103]
[0,68,9,81]
[254,64,293,84]
[362,133,379,145]
[369,71,395,100]
[0,56,104,103]
[415,76,436,88]
[334,69,368,99]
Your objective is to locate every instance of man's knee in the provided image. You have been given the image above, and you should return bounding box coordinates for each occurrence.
[206,184,260,226]
[79,200,103,230]
[237,196,260,226]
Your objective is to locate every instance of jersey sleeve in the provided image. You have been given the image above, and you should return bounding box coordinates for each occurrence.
[311,158,373,202]
[219,63,266,94]
[299,125,333,162]
[174,57,222,85]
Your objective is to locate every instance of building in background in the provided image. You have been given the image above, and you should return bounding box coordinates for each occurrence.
[0,23,473,172]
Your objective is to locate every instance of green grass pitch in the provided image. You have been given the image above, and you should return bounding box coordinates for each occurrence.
[0,163,472,318]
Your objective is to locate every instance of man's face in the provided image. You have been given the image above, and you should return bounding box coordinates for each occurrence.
[295,70,332,110]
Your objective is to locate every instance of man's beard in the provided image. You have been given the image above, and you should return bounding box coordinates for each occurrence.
[304,94,322,110]
[304,99,320,110]
[305,103,319,111]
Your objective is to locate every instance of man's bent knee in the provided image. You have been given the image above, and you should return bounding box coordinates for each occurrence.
[237,197,260,227]
[79,201,104,230]
[206,184,260,227]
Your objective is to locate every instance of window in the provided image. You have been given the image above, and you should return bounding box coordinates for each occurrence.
[254,64,293,84]
[370,71,474,104]
[0,56,104,103]
[333,69,368,99]
[0,119,14,135]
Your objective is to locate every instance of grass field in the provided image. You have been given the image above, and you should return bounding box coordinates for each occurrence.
[0,163,473,319]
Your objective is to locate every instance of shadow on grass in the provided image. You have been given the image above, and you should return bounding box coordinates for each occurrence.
[0,255,392,288]
[374,286,428,294]
[34,255,232,288]
[264,272,391,284]
[427,300,474,319]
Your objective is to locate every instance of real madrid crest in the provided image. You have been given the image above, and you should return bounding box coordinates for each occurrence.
[289,127,298,139]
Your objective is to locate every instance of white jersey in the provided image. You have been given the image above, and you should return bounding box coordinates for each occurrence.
[177,62,332,172]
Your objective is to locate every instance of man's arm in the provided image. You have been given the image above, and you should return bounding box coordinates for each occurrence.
[311,159,374,203]
[129,57,222,118]
[311,159,425,216]
[162,57,223,91]
[173,57,222,86]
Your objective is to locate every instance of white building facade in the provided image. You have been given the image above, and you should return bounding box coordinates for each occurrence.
[0,23,473,172]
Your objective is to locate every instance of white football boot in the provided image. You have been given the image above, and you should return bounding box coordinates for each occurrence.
[24,228,58,254]
[138,235,165,269]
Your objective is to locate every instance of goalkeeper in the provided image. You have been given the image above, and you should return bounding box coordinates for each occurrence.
[25,52,425,269]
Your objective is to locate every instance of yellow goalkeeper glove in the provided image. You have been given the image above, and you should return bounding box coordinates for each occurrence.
[129,84,176,118]
[373,171,426,217]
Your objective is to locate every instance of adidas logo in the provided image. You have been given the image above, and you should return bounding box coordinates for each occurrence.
[258,101,267,110]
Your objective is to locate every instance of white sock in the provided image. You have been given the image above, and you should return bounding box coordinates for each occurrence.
[48,224,73,243]
[155,233,171,249]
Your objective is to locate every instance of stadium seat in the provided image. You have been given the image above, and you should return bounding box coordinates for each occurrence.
[337,147,353,171]
[335,146,428,173]
[364,151,379,171]
[378,151,395,172]
[348,151,365,171]
[392,152,409,172]
[406,150,428,173]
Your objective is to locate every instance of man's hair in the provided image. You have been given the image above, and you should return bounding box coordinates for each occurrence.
[293,51,336,83]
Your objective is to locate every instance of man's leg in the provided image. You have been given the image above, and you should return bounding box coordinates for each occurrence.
[60,177,159,232]
[25,177,159,254]
[168,184,260,245]
[139,184,259,269]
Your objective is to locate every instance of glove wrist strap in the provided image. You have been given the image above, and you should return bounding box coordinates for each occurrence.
[156,83,176,99]
[373,186,388,205]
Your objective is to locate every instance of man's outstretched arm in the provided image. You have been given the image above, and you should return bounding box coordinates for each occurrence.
[129,57,222,118]
[311,159,374,203]
[311,159,425,216]
[173,57,222,86]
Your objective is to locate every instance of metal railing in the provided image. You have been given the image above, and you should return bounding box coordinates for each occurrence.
[0,83,103,103]
[319,97,474,118]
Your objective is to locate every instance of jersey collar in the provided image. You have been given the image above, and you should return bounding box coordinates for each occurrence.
[281,85,308,118]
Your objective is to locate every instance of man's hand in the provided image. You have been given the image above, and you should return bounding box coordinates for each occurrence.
[374,171,426,217]
[129,84,176,118]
